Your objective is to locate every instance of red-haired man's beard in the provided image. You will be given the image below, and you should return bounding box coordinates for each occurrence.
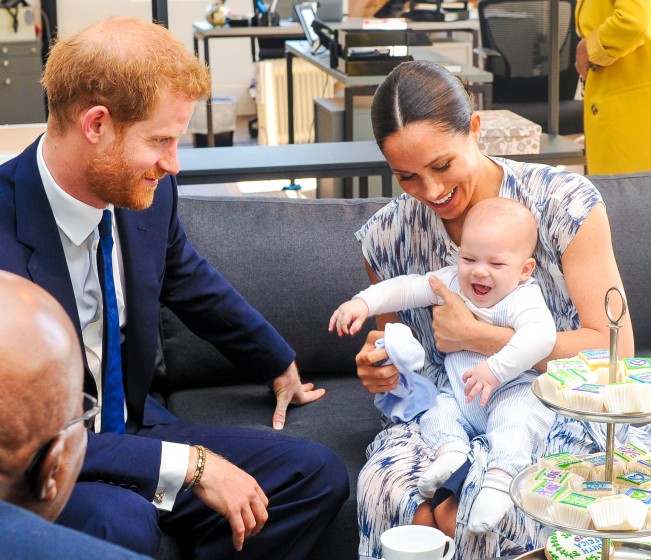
[85,140,166,211]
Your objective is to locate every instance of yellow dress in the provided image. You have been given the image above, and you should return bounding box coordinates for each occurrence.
[576,0,651,174]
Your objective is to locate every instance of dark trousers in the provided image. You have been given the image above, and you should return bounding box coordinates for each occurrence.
[57,422,349,559]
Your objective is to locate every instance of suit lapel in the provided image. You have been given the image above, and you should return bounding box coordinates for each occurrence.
[13,139,96,391]
[14,140,83,339]
[115,204,163,420]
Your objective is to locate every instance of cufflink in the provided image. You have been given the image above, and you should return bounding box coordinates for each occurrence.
[155,492,165,503]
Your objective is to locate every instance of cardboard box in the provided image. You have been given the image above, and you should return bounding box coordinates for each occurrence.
[477,109,542,155]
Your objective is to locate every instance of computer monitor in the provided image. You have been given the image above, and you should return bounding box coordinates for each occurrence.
[295,2,320,46]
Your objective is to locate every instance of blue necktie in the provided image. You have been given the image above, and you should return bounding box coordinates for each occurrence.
[98,209,126,434]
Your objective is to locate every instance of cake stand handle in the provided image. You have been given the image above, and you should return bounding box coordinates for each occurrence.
[603,287,627,560]
[605,286,627,385]
[602,537,611,560]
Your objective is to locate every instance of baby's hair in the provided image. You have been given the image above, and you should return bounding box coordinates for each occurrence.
[464,198,538,257]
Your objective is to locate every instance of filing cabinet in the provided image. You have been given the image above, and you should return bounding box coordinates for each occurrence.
[0,40,46,125]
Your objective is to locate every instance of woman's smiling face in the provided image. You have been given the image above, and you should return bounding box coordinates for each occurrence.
[381,115,484,222]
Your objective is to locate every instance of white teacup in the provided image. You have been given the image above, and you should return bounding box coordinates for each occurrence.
[380,525,455,560]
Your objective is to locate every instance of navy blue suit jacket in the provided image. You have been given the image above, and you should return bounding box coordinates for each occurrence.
[0,138,296,502]
[0,500,152,559]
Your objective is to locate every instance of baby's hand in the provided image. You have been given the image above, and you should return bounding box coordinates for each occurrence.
[462,361,500,407]
[328,299,370,336]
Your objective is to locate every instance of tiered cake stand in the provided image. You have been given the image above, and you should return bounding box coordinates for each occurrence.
[510,288,651,560]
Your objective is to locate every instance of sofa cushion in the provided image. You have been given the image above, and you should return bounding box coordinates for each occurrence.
[160,196,390,393]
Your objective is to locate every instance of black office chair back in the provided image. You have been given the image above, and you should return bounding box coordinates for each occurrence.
[478,0,579,103]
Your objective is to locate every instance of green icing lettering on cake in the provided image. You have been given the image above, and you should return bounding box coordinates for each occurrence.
[547,369,588,386]
[546,531,606,560]
[544,452,577,464]
[572,383,603,393]
[559,492,596,508]
[617,470,651,486]
[548,532,578,559]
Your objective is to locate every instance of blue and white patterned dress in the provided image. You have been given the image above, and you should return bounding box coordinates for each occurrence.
[355,158,651,560]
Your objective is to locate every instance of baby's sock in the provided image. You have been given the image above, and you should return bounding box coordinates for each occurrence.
[417,447,469,498]
[467,471,513,533]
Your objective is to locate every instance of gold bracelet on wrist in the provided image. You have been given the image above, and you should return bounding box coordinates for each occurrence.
[184,445,207,492]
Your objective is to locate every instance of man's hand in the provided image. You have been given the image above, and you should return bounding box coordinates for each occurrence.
[271,362,325,430]
[191,449,269,552]
[461,361,500,407]
[429,276,476,353]
[355,330,400,393]
[328,298,370,336]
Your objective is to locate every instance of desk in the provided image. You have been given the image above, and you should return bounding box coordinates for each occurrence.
[508,135,585,168]
[192,19,305,51]
[192,17,480,52]
[177,136,584,199]
[192,20,306,147]
[177,140,393,196]
[285,39,493,144]
[192,17,481,147]
[331,17,480,53]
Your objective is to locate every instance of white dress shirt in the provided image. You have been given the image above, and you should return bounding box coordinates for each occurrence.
[37,135,189,511]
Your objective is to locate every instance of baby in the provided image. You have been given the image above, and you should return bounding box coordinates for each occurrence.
[330,197,557,533]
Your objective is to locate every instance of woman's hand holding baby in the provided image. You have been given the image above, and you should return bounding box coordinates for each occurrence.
[355,330,400,393]
[329,298,370,336]
[462,361,500,407]
[430,276,516,358]
[429,277,477,353]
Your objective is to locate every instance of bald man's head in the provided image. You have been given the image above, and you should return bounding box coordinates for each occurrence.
[0,271,86,519]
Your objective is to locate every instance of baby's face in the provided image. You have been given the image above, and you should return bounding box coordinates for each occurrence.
[458,223,533,308]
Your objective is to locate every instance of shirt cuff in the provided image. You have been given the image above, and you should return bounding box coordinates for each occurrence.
[151,442,190,511]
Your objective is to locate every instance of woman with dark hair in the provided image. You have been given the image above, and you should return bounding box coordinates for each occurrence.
[353,60,651,559]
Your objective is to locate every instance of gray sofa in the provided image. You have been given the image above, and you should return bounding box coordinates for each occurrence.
[155,171,651,560]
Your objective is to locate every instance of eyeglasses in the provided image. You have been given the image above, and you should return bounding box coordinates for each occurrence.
[65,393,101,431]
[25,393,100,478]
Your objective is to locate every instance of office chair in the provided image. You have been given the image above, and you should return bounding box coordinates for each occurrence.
[476,0,583,135]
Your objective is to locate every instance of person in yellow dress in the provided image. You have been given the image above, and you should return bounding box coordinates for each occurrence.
[575,0,651,174]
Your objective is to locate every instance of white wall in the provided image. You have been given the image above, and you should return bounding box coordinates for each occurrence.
[56,0,257,114]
